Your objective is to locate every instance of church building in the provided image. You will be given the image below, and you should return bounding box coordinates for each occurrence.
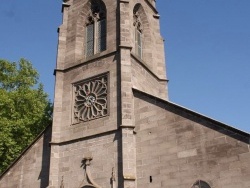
[0,0,249,187]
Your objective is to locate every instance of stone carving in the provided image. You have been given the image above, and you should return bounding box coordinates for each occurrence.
[86,0,106,25]
[73,74,108,123]
[79,157,101,188]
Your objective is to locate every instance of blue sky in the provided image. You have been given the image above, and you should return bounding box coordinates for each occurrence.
[0,0,249,132]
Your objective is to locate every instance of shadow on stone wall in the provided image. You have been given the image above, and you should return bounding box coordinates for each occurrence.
[38,125,52,188]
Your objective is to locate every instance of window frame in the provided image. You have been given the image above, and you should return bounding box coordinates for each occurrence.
[85,1,107,58]
[96,19,106,53]
[133,8,143,59]
[86,23,95,57]
[135,29,142,59]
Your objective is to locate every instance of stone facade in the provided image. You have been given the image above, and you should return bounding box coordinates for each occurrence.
[134,90,250,188]
[0,126,52,188]
[0,0,249,188]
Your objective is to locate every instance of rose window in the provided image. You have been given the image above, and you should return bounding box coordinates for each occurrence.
[73,75,108,123]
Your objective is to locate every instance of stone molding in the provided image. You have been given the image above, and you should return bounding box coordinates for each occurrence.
[49,129,117,146]
[53,50,116,75]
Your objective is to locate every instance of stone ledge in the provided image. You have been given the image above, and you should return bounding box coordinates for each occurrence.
[54,50,117,75]
[120,124,136,129]
[119,44,132,50]
[50,128,117,146]
[123,175,136,181]
[153,14,160,19]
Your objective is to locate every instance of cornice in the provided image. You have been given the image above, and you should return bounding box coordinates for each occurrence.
[54,50,117,75]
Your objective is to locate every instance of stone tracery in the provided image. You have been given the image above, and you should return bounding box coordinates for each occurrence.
[86,0,106,25]
[73,74,108,123]
[133,6,143,32]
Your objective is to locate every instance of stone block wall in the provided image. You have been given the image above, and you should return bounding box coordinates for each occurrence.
[0,126,51,188]
[50,131,120,188]
[58,0,118,68]
[129,0,166,79]
[52,55,118,143]
[134,90,250,188]
[132,57,168,100]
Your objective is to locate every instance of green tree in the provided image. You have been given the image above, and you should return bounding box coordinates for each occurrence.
[0,58,52,173]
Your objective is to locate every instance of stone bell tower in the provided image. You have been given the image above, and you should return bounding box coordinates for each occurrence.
[1,1,250,188]
[49,0,168,187]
